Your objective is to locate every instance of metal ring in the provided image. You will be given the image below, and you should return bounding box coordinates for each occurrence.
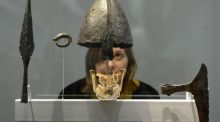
[52,33,72,48]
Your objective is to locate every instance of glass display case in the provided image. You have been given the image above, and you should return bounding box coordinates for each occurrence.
[17,0,197,100]
[14,0,210,122]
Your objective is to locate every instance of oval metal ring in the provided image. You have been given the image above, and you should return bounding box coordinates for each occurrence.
[52,33,72,48]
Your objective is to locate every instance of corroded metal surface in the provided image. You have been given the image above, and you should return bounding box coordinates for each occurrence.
[19,0,34,103]
[161,64,209,122]
[78,0,133,48]
[78,0,133,60]
[52,33,72,48]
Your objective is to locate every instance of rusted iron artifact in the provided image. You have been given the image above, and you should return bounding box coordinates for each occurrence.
[161,64,209,122]
[19,0,34,103]
[77,0,134,99]
[52,33,72,48]
[78,0,133,60]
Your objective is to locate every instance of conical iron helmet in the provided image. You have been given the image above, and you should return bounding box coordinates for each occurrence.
[78,0,133,48]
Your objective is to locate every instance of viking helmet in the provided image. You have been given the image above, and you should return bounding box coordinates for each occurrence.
[78,0,133,49]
